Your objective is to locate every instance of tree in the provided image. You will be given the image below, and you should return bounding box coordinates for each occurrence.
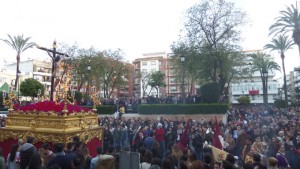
[73,47,99,92]
[264,35,294,107]
[100,49,129,98]
[179,0,246,94]
[200,82,220,103]
[1,34,36,89]
[20,78,44,100]
[274,99,287,108]
[249,52,281,105]
[148,71,166,98]
[237,96,251,105]
[54,42,80,91]
[135,71,151,97]
[269,4,300,55]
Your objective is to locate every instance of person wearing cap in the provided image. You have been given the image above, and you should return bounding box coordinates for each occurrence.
[155,123,165,159]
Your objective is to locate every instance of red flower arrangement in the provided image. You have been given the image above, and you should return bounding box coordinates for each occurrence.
[14,101,91,115]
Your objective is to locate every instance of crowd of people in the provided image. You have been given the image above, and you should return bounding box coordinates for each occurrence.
[0,105,300,169]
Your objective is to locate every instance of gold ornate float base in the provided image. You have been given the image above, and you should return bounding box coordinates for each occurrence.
[0,111,103,144]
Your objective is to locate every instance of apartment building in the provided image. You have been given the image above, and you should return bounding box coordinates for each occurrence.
[2,59,52,92]
[133,52,196,98]
[230,51,280,104]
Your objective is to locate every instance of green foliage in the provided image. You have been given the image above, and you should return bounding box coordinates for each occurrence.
[148,71,166,97]
[74,91,82,104]
[85,105,115,114]
[0,91,3,108]
[200,83,220,103]
[171,0,247,95]
[237,96,251,105]
[1,34,36,89]
[269,4,300,56]
[20,78,44,98]
[138,104,228,115]
[274,99,287,108]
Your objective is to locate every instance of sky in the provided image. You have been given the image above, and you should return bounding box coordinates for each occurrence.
[0,0,299,80]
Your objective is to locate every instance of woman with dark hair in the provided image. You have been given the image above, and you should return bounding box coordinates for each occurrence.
[0,147,5,169]
[161,158,171,169]
[141,150,153,169]
[6,144,20,169]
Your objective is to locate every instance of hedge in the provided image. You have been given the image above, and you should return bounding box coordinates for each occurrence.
[137,104,228,115]
[84,105,115,114]
[0,108,8,112]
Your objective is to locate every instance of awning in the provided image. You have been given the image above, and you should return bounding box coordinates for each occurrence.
[249,90,259,95]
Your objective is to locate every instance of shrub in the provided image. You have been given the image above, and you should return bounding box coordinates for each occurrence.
[85,105,115,114]
[274,99,287,108]
[237,96,250,105]
[138,104,228,115]
[200,82,220,103]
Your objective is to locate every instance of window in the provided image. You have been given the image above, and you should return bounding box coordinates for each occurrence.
[170,86,177,92]
[151,61,156,65]
[151,68,156,72]
[170,78,176,84]
[142,69,147,73]
[142,61,147,66]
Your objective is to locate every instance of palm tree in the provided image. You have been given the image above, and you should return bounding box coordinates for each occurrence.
[250,52,281,105]
[264,35,294,107]
[1,34,36,89]
[269,4,300,56]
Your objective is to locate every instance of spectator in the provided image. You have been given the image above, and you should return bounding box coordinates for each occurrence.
[120,124,129,150]
[213,162,222,169]
[26,153,43,169]
[276,145,289,169]
[155,123,165,159]
[40,143,56,167]
[203,154,212,169]
[47,143,70,169]
[6,144,20,169]
[268,157,278,169]
[90,147,102,169]
[97,145,116,169]
[141,150,153,169]
[144,132,156,150]
[20,137,37,169]
[0,147,5,169]
[191,160,204,169]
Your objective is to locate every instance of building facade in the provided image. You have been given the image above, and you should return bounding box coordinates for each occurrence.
[230,51,280,104]
[133,52,196,98]
[2,59,52,92]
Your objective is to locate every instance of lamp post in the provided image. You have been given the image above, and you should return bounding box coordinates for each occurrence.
[37,41,69,101]
[86,58,92,95]
[263,70,268,106]
[17,70,21,102]
[180,55,185,104]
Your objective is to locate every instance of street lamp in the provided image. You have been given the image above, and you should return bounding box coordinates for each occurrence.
[86,58,92,95]
[262,70,268,106]
[17,70,21,102]
[180,55,185,104]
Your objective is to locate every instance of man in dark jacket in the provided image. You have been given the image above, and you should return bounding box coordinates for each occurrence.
[47,143,70,169]
[20,137,37,169]
[192,129,203,160]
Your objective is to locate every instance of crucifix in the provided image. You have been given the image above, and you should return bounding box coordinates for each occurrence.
[37,41,69,101]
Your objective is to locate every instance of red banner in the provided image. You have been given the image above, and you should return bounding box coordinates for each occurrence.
[249,90,259,95]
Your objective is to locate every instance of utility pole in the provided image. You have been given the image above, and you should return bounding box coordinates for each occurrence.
[37,41,69,101]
